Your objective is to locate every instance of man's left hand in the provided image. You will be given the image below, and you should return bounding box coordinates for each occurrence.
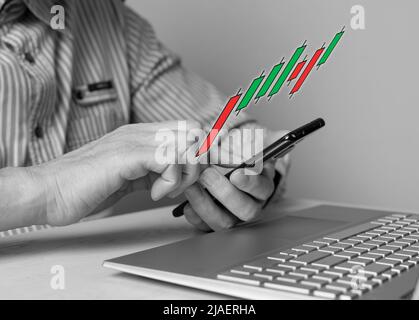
[183,161,276,231]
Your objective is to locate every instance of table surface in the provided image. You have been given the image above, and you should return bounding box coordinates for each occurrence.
[0,198,324,299]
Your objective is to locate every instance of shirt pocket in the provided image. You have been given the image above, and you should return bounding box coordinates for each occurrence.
[65,80,126,152]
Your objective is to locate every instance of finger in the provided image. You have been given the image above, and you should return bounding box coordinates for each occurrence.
[150,164,182,200]
[184,184,239,231]
[183,203,211,232]
[135,120,202,133]
[199,167,262,222]
[167,142,202,198]
[229,162,276,201]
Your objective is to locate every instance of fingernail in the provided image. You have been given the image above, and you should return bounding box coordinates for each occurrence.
[199,168,220,188]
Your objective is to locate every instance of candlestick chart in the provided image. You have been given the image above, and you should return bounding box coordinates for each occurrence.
[196,29,345,157]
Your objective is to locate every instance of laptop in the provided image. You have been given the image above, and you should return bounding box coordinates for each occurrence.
[103,205,419,299]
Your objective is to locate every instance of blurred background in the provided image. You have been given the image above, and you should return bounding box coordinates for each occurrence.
[115,0,419,214]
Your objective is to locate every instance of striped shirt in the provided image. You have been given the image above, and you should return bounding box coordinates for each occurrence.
[0,0,289,236]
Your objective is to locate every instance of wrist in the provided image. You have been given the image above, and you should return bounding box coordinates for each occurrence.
[0,166,48,229]
[22,166,49,225]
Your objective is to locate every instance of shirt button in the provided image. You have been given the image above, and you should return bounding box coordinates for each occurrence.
[24,52,35,64]
[34,126,43,139]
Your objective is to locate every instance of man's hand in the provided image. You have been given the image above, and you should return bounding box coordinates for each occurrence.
[27,121,201,226]
[183,126,288,232]
[183,162,276,231]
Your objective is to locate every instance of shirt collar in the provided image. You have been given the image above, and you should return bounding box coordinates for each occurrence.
[26,0,73,31]
[23,0,62,26]
[1,0,73,36]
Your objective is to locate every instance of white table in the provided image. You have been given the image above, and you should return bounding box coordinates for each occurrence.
[0,198,318,299]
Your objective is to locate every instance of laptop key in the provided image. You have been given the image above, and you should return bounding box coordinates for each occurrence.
[337,276,356,285]
[230,267,252,275]
[217,272,261,286]
[264,281,313,295]
[359,280,379,290]
[382,270,398,279]
[267,253,292,262]
[355,243,378,251]
[300,265,326,274]
[335,262,357,271]
[405,246,419,253]
[265,266,289,276]
[373,236,391,244]
[347,272,373,281]
[358,253,380,261]
[387,241,408,249]
[313,273,339,283]
[383,215,401,221]
[340,239,362,246]
[276,261,301,270]
[323,222,377,241]
[371,275,388,284]
[392,214,409,218]
[368,249,390,257]
[253,272,279,281]
[397,238,417,246]
[334,251,359,259]
[301,278,328,289]
[386,253,409,262]
[324,268,349,277]
[345,247,368,255]
[289,269,316,279]
[372,220,389,225]
[377,245,399,253]
[365,230,388,236]
[339,292,359,300]
[365,239,384,246]
[290,251,331,265]
[400,261,415,270]
[313,239,337,245]
[303,241,327,249]
[347,257,373,266]
[328,243,353,250]
[312,256,348,269]
[319,247,343,254]
[325,283,352,293]
[392,265,408,274]
[362,263,391,276]
[313,288,341,299]
[375,258,400,267]
[276,274,303,283]
[292,245,316,253]
[381,226,398,232]
[280,249,304,257]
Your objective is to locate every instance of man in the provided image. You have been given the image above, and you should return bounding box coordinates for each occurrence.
[0,0,289,232]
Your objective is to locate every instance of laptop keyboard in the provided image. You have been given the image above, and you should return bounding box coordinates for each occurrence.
[217,213,419,299]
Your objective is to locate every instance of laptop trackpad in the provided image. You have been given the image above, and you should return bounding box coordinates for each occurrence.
[109,215,346,277]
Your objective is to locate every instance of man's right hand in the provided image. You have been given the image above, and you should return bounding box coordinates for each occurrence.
[25,121,201,226]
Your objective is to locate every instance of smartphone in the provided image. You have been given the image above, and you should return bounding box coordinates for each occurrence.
[172,117,326,217]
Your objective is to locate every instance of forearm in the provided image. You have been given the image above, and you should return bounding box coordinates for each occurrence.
[0,167,47,231]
